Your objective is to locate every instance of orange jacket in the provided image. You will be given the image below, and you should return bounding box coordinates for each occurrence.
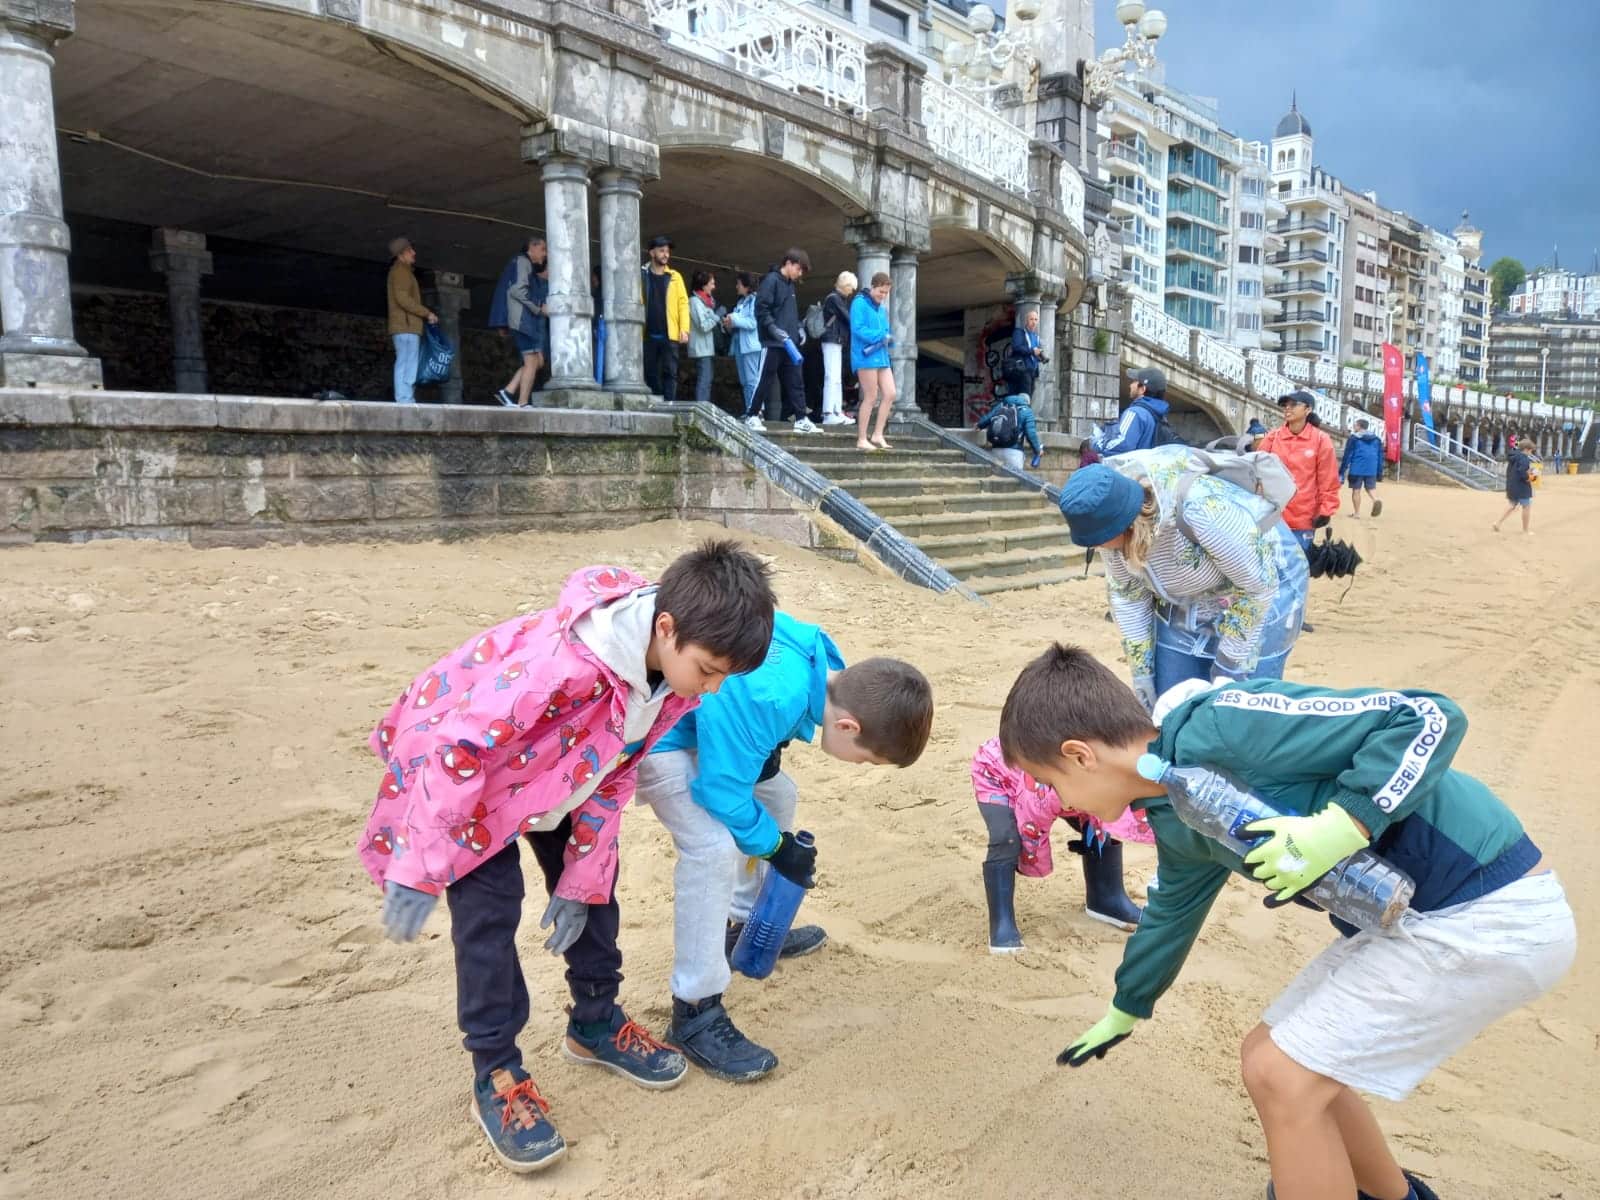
[1258,422,1340,531]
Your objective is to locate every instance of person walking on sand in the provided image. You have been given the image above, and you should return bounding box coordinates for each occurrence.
[1338,418,1386,518]
[1493,437,1540,534]
[386,236,438,405]
[850,271,895,451]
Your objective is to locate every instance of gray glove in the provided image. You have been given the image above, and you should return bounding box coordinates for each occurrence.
[539,895,590,956]
[1132,676,1158,716]
[381,880,438,942]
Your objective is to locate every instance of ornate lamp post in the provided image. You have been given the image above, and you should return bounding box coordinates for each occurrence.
[1083,0,1168,104]
[938,0,1043,102]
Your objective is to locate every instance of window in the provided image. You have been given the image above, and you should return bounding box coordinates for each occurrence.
[1238,245,1261,265]
[867,0,908,39]
[1236,313,1261,331]
[1237,279,1261,298]
[1239,211,1264,230]
[1241,177,1265,198]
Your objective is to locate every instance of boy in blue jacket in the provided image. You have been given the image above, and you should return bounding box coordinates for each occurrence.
[1338,418,1386,518]
[635,615,934,1080]
[1000,645,1575,1200]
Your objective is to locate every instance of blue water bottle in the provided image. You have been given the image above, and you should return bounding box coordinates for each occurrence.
[729,830,815,980]
[781,336,804,366]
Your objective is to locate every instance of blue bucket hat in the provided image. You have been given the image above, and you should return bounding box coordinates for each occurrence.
[1246,418,1267,436]
[1057,464,1145,547]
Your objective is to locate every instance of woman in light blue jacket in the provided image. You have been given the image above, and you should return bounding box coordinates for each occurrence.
[727,271,766,429]
[849,271,894,450]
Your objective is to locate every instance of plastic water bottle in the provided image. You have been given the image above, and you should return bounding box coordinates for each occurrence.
[1136,755,1414,930]
[781,337,804,366]
[730,831,815,980]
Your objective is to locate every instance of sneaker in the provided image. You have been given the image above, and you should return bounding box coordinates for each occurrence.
[495,389,517,408]
[1300,621,1315,634]
[562,1008,688,1091]
[470,1067,565,1174]
[792,417,822,434]
[1371,498,1384,517]
[1268,1172,1436,1200]
[725,920,829,960]
[821,414,850,426]
[667,995,779,1082]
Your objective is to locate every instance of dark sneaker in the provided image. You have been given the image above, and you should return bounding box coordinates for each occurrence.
[668,995,779,1082]
[562,1008,687,1091]
[1268,1172,1437,1200]
[725,921,829,960]
[494,389,516,408]
[471,1067,565,1173]
[1371,498,1384,517]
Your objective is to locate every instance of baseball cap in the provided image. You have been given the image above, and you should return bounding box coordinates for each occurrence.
[648,235,674,249]
[1126,366,1166,397]
[1278,388,1316,408]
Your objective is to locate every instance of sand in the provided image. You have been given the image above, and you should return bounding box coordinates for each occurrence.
[2,475,1596,1200]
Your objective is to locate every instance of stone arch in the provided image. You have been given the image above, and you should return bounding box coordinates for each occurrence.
[928,215,1031,274]
[654,141,873,219]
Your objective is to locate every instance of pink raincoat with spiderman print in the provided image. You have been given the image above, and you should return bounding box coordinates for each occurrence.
[970,737,1152,878]
[357,566,698,901]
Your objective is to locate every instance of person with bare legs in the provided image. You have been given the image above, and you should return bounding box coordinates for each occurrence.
[850,272,895,451]
[488,236,548,408]
[1493,434,1538,534]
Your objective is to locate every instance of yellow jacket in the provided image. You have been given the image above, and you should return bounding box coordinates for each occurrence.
[644,265,691,342]
[387,261,428,336]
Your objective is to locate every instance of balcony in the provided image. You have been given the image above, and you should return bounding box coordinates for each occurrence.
[1462,347,1482,361]
[1267,310,1325,328]
[1464,300,1485,318]
[1267,278,1327,297]
[1279,338,1325,354]
[1102,140,1158,176]
[1280,185,1335,208]
[1167,165,1227,195]
[1271,216,1330,235]
[1465,277,1487,295]
[1271,246,1329,267]
[1166,237,1227,265]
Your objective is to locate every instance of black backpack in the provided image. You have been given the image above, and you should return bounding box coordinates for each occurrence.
[986,403,1020,449]
[1136,399,1186,448]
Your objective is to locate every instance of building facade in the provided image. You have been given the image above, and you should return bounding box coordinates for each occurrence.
[1267,101,1349,363]
[1228,138,1282,350]
[1488,316,1600,403]
[1339,190,1390,368]
[1508,268,1600,318]
[1454,215,1490,385]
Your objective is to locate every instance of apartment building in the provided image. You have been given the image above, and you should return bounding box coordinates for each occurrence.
[1379,212,1430,372]
[1488,315,1600,402]
[1158,86,1237,334]
[1230,138,1283,350]
[1100,84,1174,303]
[1508,267,1600,318]
[1340,190,1390,368]
[1267,100,1349,363]
[1432,229,1466,379]
[1454,213,1490,384]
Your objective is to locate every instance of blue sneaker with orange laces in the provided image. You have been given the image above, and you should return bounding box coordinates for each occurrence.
[471,1066,565,1173]
[562,1007,688,1090]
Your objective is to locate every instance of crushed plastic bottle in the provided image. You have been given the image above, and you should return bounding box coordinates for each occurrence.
[729,831,815,979]
[1136,755,1415,930]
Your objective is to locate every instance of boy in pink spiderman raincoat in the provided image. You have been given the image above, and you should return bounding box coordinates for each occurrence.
[972,735,1153,952]
[360,541,775,1175]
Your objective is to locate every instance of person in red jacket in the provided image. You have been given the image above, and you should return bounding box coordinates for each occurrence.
[1258,389,1340,632]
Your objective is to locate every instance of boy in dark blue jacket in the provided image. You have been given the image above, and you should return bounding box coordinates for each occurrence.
[1337,418,1386,517]
[1000,645,1575,1200]
[635,615,933,1081]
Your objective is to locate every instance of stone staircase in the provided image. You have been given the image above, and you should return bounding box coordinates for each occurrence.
[762,425,1085,595]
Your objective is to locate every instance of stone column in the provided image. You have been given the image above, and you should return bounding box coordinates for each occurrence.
[596,168,646,395]
[1035,297,1061,429]
[421,269,470,405]
[0,1,101,388]
[147,228,212,393]
[889,247,919,417]
[540,157,594,390]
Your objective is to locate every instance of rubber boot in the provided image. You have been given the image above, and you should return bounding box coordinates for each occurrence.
[1081,838,1143,932]
[983,861,1024,954]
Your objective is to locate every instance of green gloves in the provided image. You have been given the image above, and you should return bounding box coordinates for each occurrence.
[1059,1004,1141,1068]
[1243,803,1369,902]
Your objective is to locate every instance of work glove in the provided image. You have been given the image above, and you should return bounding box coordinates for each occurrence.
[381,880,439,942]
[1243,803,1368,902]
[1059,1004,1141,1067]
[1312,514,1332,529]
[539,895,591,955]
[1132,675,1158,717]
[764,830,817,889]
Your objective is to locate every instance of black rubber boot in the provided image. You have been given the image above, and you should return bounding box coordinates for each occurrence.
[1081,838,1143,932]
[983,861,1025,954]
[667,995,779,1083]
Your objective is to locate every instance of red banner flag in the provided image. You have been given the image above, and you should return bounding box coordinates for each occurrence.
[1381,342,1404,463]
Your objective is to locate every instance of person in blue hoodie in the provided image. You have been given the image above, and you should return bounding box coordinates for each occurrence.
[634,619,933,1081]
[1092,366,1178,456]
[1338,418,1386,518]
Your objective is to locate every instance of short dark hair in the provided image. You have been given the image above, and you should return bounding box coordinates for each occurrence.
[526,235,545,251]
[999,644,1151,768]
[655,539,775,674]
[827,658,933,767]
[1354,418,1369,429]
[782,247,811,274]
[736,270,759,291]
[691,269,712,291]
[870,271,891,289]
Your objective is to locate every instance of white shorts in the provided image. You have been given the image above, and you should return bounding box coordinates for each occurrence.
[1264,871,1576,1100]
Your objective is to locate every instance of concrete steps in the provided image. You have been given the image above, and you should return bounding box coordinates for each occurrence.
[759,422,1083,595]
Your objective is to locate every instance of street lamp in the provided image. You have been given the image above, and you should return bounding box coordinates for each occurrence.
[940,1,1044,101]
[1083,0,1169,104]
[1539,345,1550,403]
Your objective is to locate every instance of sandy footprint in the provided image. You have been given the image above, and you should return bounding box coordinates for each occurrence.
[156,1057,273,1131]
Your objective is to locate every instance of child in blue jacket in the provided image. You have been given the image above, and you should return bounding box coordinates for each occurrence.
[635,614,933,1081]
[977,364,1045,470]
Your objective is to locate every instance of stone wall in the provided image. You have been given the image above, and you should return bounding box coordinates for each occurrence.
[1063,293,1124,439]
[0,391,858,556]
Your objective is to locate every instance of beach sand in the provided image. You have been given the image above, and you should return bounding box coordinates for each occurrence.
[2,475,1596,1199]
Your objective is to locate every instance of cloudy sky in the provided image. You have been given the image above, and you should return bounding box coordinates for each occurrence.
[1091,0,1600,271]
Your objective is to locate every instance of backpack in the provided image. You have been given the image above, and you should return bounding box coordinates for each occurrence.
[803,300,826,342]
[985,403,1020,449]
[1135,399,1187,448]
[1109,448,1298,541]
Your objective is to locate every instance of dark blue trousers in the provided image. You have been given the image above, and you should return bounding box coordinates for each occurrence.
[446,816,622,1084]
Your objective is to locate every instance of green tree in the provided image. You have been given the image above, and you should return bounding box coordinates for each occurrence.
[1489,257,1526,309]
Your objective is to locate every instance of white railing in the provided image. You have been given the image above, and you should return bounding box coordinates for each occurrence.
[1253,364,1298,401]
[1282,355,1310,383]
[1406,422,1504,486]
[1341,366,1365,390]
[647,0,867,114]
[921,75,1030,195]
[1129,296,1192,359]
[1313,360,1339,388]
[1195,335,1245,389]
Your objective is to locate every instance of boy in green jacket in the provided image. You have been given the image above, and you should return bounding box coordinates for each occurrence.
[999,645,1576,1200]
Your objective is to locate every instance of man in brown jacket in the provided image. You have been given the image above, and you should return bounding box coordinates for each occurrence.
[387,236,437,404]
